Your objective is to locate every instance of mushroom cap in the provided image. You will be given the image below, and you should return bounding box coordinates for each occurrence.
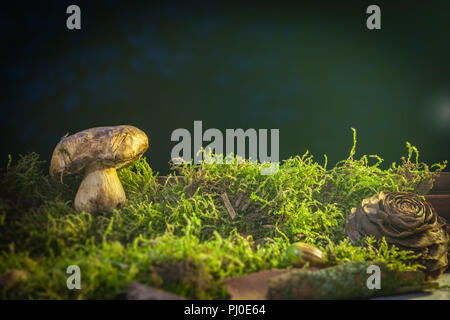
[50,125,149,179]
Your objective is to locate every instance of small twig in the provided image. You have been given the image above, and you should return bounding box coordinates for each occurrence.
[241,197,251,212]
[221,192,237,220]
[235,193,244,208]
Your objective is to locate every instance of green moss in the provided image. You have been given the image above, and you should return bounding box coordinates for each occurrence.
[0,130,446,299]
[268,261,436,300]
[324,237,424,271]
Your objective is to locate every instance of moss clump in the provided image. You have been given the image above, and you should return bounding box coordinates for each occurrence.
[148,257,218,300]
[324,237,424,271]
[0,130,446,299]
[268,261,437,300]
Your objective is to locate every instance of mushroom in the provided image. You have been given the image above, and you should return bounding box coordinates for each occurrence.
[50,125,149,213]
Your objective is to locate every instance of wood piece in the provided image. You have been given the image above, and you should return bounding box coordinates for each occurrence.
[268,262,438,300]
[425,194,450,219]
[432,172,450,193]
[221,192,237,220]
[126,282,185,300]
[223,269,296,300]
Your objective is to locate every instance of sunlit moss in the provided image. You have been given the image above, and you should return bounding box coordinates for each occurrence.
[0,131,446,299]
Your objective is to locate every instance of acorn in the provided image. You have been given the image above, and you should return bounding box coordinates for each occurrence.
[286,242,326,268]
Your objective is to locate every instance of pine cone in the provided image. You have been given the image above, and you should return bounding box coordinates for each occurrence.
[345,191,449,280]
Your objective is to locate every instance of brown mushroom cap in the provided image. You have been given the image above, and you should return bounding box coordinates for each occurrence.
[50,125,149,179]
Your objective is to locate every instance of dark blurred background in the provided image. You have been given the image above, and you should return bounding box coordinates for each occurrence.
[1,1,449,174]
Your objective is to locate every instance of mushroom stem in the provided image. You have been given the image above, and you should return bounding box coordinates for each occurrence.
[74,167,126,213]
